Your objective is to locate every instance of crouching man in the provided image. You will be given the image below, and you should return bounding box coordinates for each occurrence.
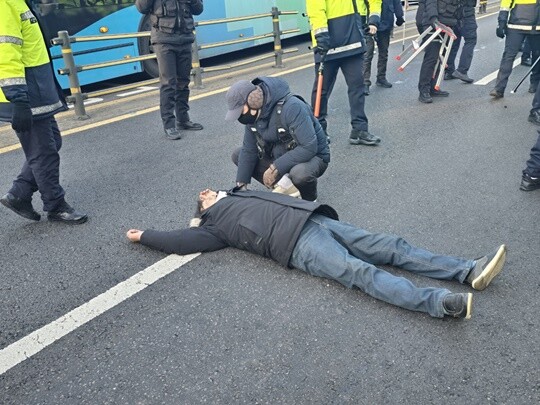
[226,77,330,201]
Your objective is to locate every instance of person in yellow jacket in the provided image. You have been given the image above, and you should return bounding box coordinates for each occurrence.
[306,0,382,146]
[0,0,87,224]
[489,0,540,98]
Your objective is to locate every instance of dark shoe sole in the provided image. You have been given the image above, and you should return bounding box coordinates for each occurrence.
[349,138,381,146]
[375,82,392,88]
[528,115,540,126]
[471,244,506,290]
[178,125,203,131]
[47,215,88,225]
[0,197,41,221]
[520,179,540,191]
[464,293,473,319]
[490,91,504,99]
[419,97,433,104]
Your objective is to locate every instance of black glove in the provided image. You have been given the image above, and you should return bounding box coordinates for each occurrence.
[314,32,331,55]
[429,16,439,30]
[11,102,33,133]
[396,16,405,27]
[496,10,509,39]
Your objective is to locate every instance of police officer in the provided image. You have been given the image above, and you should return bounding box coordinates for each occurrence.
[489,0,540,98]
[306,0,382,146]
[135,0,204,140]
[225,77,330,202]
[363,0,405,95]
[416,0,462,103]
[444,0,478,84]
[0,0,87,224]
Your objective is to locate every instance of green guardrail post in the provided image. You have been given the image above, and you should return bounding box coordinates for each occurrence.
[57,30,89,120]
[272,7,284,68]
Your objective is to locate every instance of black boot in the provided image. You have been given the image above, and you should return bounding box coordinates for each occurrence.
[0,193,40,221]
[48,202,88,224]
[418,90,433,104]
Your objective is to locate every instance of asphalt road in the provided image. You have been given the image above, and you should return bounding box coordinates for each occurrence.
[1,8,539,404]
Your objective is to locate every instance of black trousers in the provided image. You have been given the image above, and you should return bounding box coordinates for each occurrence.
[523,132,540,177]
[310,53,369,133]
[494,30,540,94]
[231,147,328,201]
[9,117,65,212]
[154,42,193,129]
[417,25,449,92]
[446,14,478,75]
[363,30,391,85]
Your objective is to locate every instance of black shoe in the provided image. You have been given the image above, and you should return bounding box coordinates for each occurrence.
[418,91,433,103]
[443,293,472,319]
[376,78,393,88]
[47,202,88,224]
[0,193,40,221]
[452,70,474,83]
[444,71,456,80]
[528,109,540,126]
[164,127,182,140]
[489,89,504,98]
[529,82,538,94]
[430,88,450,97]
[521,57,533,67]
[520,173,540,191]
[177,121,203,131]
[466,245,506,290]
[364,85,370,95]
[349,129,381,145]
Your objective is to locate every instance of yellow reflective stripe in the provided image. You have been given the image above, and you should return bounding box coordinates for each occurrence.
[0,36,23,45]
[327,42,362,55]
[31,100,63,115]
[0,77,26,86]
[20,10,35,21]
[507,24,536,30]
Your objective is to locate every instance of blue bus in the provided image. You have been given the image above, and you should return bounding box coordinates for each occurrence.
[31,0,310,89]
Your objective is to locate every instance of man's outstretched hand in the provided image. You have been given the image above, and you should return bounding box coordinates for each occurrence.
[126,229,143,242]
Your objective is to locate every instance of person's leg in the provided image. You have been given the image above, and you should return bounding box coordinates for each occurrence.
[174,43,202,130]
[527,35,540,93]
[310,59,340,133]
[523,132,540,178]
[310,214,475,282]
[375,30,391,84]
[288,156,328,201]
[340,53,368,131]
[154,43,177,130]
[290,218,453,317]
[231,147,272,186]
[418,38,441,96]
[445,24,462,77]
[10,118,66,212]
[493,30,524,95]
[456,15,477,75]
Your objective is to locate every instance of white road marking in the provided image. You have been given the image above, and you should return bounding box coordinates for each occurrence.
[474,59,521,85]
[0,253,200,376]
[117,86,159,97]
[67,97,103,108]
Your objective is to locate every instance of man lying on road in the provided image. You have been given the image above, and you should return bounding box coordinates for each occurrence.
[126,187,507,320]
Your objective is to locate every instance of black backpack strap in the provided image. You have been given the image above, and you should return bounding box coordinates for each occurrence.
[275,93,298,151]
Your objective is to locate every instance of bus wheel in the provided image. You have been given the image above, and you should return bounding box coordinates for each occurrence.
[138,15,159,78]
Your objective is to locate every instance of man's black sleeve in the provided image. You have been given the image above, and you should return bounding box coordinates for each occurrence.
[140,228,227,255]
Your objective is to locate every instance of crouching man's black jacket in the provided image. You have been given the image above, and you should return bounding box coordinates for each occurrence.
[140,190,338,267]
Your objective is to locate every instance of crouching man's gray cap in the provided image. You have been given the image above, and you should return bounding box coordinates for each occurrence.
[225,80,257,121]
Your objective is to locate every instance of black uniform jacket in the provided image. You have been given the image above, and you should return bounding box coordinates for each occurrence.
[140,190,339,267]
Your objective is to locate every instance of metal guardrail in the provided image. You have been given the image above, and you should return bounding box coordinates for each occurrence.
[51,7,302,119]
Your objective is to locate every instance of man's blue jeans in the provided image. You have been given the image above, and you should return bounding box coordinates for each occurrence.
[290,215,475,318]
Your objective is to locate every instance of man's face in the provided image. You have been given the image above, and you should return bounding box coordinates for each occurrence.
[199,189,218,210]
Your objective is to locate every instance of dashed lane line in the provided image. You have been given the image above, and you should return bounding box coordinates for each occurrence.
[0,253,200,376]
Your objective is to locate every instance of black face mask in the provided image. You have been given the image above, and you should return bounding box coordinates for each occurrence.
[238,110,258,125]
